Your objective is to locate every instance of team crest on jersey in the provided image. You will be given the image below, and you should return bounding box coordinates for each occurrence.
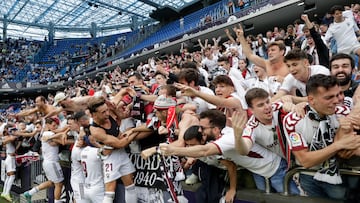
[289,132,302,147]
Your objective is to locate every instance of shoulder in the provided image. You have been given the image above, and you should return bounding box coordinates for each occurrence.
[200,86,215,94]
[272,101,283,111]
[283,111,303,132]
[335,105,350,116]
[246,115,259,129]
[310,65,330,75]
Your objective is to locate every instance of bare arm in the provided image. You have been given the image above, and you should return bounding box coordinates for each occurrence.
[90,126,137,149]
[293,125,360,168]
[43,107,63,119]
[225,28,236,44]
[140,94,158,102]
[13,130,39,138]
[197,39,206,51]
[159,142,220,158]
[176,83,242,109]
[232,111,252,155]
[16,107,39,118]
[234,24,267,68]
[220,159,237,202]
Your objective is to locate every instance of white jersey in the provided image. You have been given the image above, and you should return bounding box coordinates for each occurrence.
[229,67,244,82]
[71,140,85,183]
[283,105,350,165]
[280,65,330,96]
[229,76,248,109]
[5,136,16,154]
[243,76,281,95]
[185,86,216,114]
[242,102,287,159]
[201,55,218,73]
[41,131,59,162]
[325,11,360,54]
[0,123,6,135]
[199,67,210,86]
[80,146,104,187]
[212,127,282,178]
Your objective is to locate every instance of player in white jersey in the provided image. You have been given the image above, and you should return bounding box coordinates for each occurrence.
[66,114,90,203]
[88,96,137,203]
[183,125,237,203]
[160,110,289,193]
[325,5,360,56]
[23,117,66,203]
[283,74,360,200]
[233,88,299,194]
[176,74,245,127]
[81,145,105,202]
[1,125,17,202]
[272,49,330,103]
[177,69,216,114]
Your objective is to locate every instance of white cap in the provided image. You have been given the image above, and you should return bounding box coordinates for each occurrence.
[53,92,67,106]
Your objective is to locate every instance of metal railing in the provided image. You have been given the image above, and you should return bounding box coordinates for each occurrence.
[30,159,46,186]
[283,167,360,196]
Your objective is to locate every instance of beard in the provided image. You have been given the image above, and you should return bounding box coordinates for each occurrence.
[336,72,352,86]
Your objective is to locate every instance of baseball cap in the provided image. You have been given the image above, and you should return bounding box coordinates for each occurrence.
[154,95,176,110]
[53,92,67,106]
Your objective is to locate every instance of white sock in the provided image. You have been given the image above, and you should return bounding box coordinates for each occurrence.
[4,175,15,195]
[54,200,63,203]
[2,176,9,195]
[102,191,115,203]
[125,184,137,203]
[28,187,39,196]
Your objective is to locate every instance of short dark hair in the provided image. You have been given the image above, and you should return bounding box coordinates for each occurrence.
[199,109,226,130]
[306,74,338,95]
[128,72,143,80]
[245,88,269,108]
[160,85,177,97]
[267,41,286,52]
[330,53,355,70]
[181,61,197,70]
[154,71,166,78]
[88,96,106,113]
[212,75,234,87]
[217,56,230,63]
[183,125,202,142]
[74,111,87,121]
[329,5,344,14]
[284,49,308,62]
[177,69,199,86]
[36,96,47,103]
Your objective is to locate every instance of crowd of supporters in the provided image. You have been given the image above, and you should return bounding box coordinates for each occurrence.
[0,3,360,203]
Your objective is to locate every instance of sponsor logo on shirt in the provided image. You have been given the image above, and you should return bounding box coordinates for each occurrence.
[289,132,302,147]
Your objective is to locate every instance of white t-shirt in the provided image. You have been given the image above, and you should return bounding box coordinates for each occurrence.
[242,102,287,159]
[199,67,210,86]
[201,55,218,73]
[229,67,244,82]
[280,65,330,96]
[185,86,216,114]
[5,136,15,154]
[212,127,282,178]
[325,11,360,54]
[243,76,281,95]
[42,131,59,162]
[0,123,6,135]
[71,140,85,183]
[229,76,248,109]
[283,105,350,166]
[81,146,104,186]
